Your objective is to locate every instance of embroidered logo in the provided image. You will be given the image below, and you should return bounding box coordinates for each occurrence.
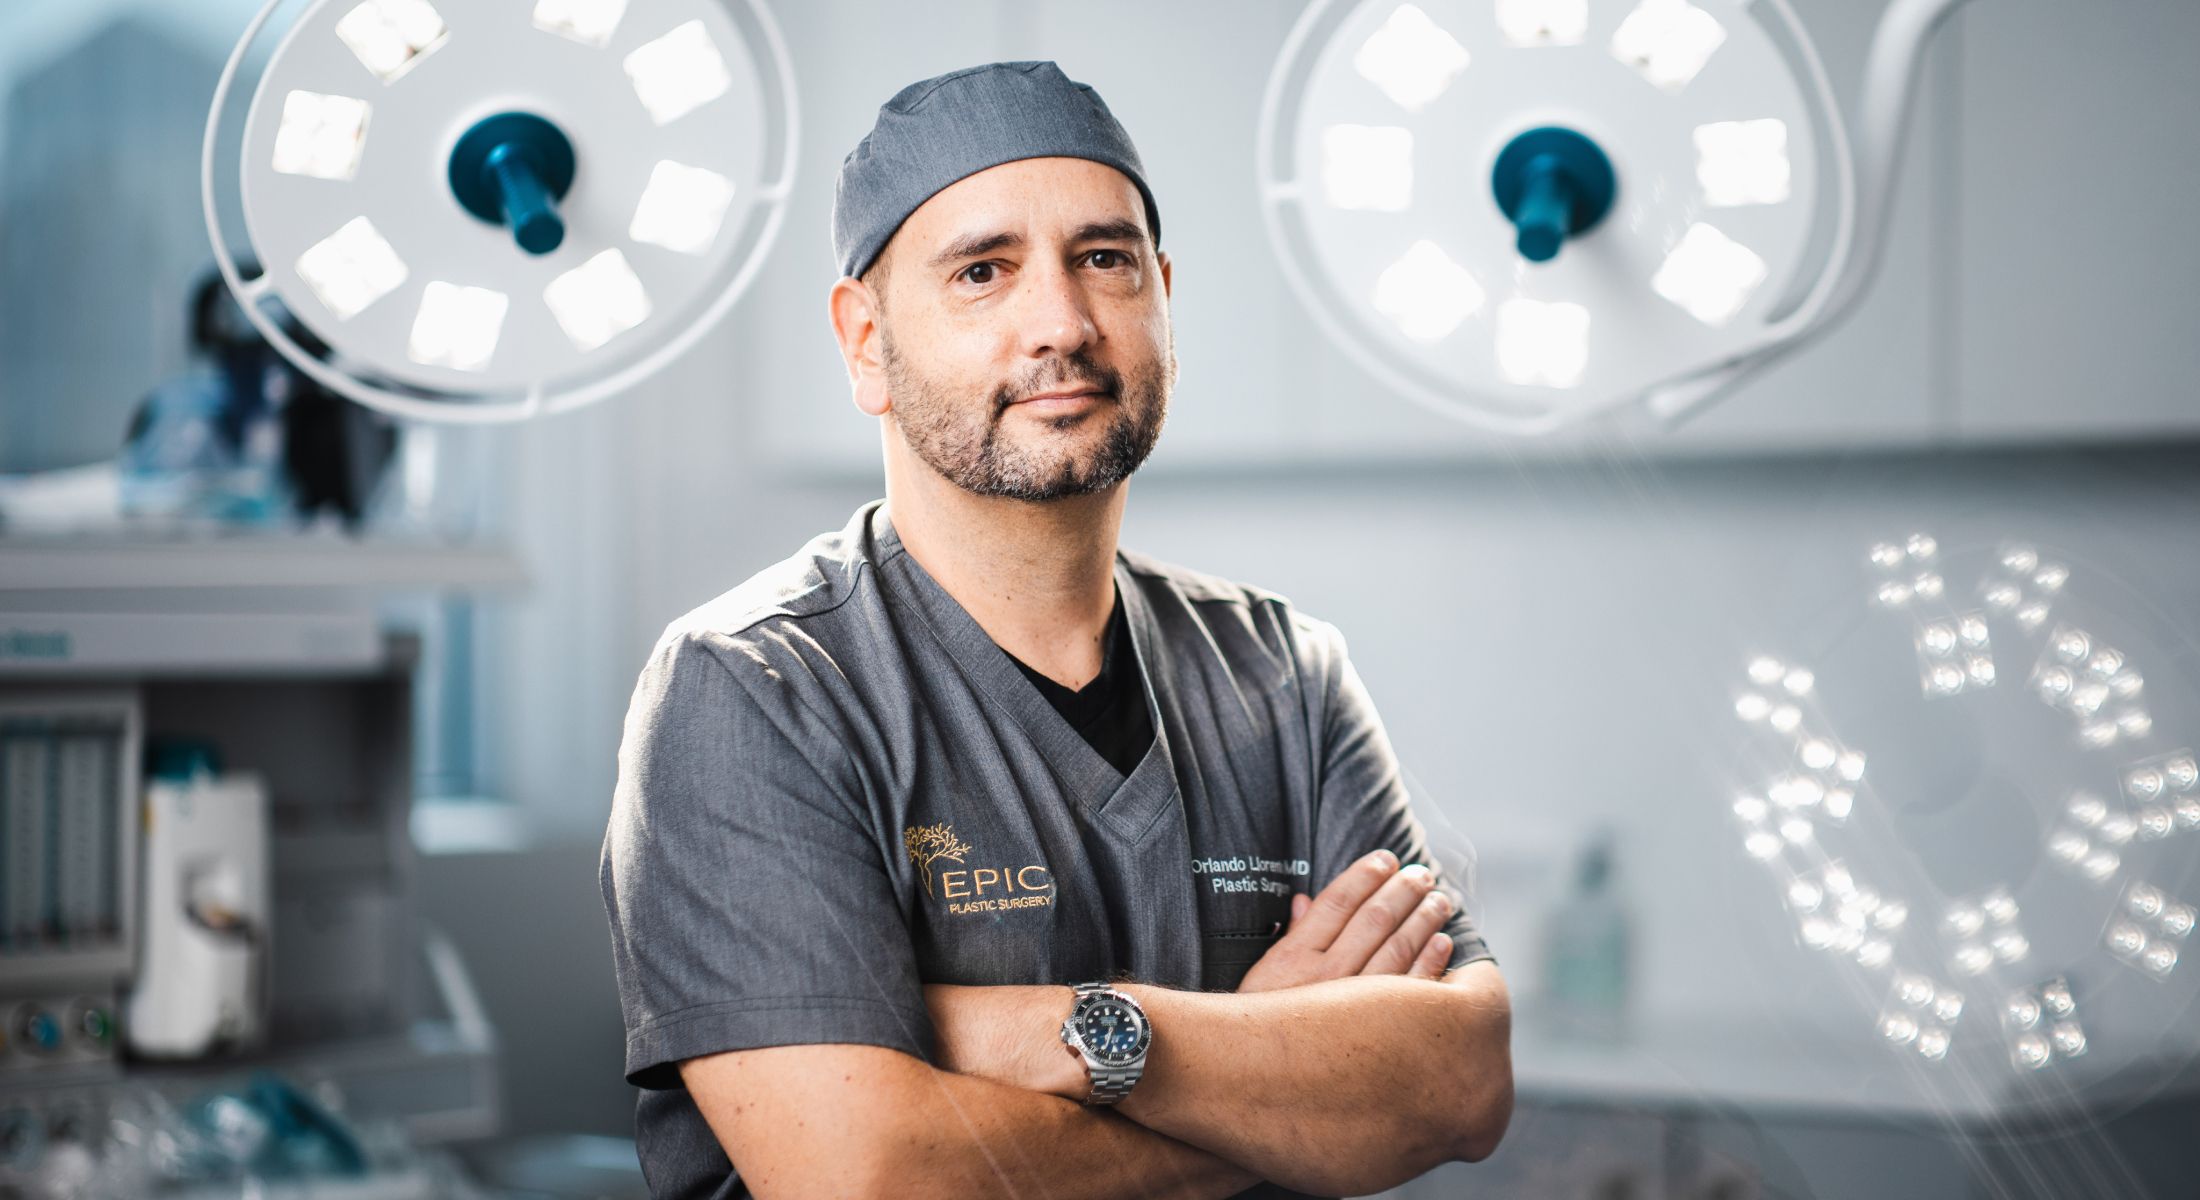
[902,821,1054,916]
[902,823,971,893]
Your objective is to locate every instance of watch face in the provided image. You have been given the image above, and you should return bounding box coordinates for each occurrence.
[1078,999,1147,1064]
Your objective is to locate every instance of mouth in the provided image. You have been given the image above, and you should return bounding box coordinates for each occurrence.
[1011,389,1110,414]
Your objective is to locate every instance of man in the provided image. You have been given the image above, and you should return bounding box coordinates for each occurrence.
[601,61,1512,1200]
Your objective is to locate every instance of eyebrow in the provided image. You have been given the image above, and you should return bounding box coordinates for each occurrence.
[926,219,1150,270]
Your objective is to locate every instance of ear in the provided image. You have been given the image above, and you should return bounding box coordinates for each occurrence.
[1157,247,1171,299]
[828,275,891,417]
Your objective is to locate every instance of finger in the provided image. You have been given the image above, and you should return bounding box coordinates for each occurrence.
[1290,893,1310,923]
[1361,887,1453,977]
[1326,863,1438,970]
[1407,933,1452,980]
[1289,850,1400,950]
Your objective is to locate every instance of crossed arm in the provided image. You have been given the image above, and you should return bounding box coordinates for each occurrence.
[682,851,1514,1198]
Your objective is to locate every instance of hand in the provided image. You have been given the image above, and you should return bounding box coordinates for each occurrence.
[1237,850,1454,993]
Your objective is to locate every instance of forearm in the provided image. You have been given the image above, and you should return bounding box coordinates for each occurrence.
[686,1042,1257,1200]
[927,966,1511,1197]
[874,1064,1261,1200]
[1120,966,1512,1194]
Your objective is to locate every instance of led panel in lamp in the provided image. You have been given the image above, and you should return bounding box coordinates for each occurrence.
[1495,299,1589,388]
[546,249,652,352]
[1496,0,1588,47]
[534,0,629,47]
[335,0,448,84]
[1652,223,1767,326]
[1321,124,1414,211]
[295,216,408,319]
[272,90,370,180]
[1353,4,1470,112]
[1610,0,1727,92]
[1696,118,1791,206]
[1372,240,1483,342]
[625,20,732,126]
[630,160,738,255]
[408,282,508,371]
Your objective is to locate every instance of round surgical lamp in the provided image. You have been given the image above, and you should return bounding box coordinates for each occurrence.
[202,0,798,423]
[1259,0,1972,435]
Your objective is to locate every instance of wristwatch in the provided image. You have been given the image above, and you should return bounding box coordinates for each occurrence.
[1058,981,1151,1105]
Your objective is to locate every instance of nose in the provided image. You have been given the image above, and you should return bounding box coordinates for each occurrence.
[1016,257,1098,362]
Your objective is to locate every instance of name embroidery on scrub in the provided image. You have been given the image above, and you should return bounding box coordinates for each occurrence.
[1190,853,1310,897]
[904,822,1055,915]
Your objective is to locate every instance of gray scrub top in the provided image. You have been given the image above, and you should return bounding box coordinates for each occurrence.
[600,499,1492,1200]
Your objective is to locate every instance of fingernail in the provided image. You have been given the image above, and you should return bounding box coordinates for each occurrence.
[1365,850,1398,871]
[1399,863,1431,882]
[1426,891,1451,914]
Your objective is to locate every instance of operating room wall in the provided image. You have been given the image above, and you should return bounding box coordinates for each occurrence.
[431,0,2200,1136]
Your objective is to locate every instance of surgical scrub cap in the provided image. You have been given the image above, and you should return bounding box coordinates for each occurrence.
[831,61,1162,281]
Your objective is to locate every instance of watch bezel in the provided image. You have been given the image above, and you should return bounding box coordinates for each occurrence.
[1067,987,1151,1065]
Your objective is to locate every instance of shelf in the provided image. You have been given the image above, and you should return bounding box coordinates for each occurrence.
[0,536,526,595]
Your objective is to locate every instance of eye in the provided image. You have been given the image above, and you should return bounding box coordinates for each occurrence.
[1088,249,1131,270]
[959,262,998,285]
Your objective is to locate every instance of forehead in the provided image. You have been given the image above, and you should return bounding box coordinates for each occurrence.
[893,157,1148,254]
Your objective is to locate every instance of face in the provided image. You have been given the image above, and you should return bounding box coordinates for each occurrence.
[848,157,1175,502]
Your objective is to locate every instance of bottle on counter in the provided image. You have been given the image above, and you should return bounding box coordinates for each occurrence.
[1539,828,1633,1044]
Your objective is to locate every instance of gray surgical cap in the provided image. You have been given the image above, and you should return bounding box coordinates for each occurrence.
[831,61,1161,281]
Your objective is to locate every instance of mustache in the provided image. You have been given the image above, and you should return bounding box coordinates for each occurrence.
[996,353,1122,410]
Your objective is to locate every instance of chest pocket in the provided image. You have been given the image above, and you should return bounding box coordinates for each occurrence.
[1200,928,1282,991]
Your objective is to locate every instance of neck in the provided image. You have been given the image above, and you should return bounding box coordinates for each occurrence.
[881,426,1124,690]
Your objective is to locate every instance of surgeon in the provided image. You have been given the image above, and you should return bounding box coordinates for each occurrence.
[600,61,1513,1200]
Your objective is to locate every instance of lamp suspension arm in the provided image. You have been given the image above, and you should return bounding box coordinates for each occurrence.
[1821,0,1983,332]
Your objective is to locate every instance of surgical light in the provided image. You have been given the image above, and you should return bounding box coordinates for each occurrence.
[1496,299,1591,388]
[204,0,798,422]
[1261,0,1994,433]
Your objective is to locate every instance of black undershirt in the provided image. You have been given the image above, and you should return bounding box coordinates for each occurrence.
[1006,590,1156,778]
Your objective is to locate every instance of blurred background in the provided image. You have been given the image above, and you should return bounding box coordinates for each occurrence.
[3,0,2199,1196]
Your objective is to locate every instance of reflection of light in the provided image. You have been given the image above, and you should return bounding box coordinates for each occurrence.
[624,21,732,126]
[1951,944,1993,976]
[2042,978,2076,1017]
[1353,4,1471,112]
[2050,1021,2088,1057]
[1495,299,1591,388]
[1943,904,1985,938]
[1610,0,1726,92]
[1991,932,2030,963]
[1748,657,1785,685]
[1321,125,1415,211]
[1734,692,1771,721]
[1732,794,1768,822]
[1800,740,1836,770]
[533,0,629,46]
[408,281,508,371]
[545,249,652,352]
[295,216,408,320]
[2003,993,2040,1031]
[1895,974,1935,1008]
[1373,241,1485,341]
[1872,901,1907,931]
[1879,1011,1918,1045]
[273,91,370,180]
[1496,0,1588,47]
[336,0,448,83]
[2012,1032,2051,1070]
[1783,668,1815,695]
[1744,830,1783,860]
[1769,704,1801,732]
[1652,223,1767,326]
[1915,1025,1951,1060]
[1930,990,1963,1024]
[2081,849,2122,882]
[1695,119,1790,206]
[1778,817,1814,846]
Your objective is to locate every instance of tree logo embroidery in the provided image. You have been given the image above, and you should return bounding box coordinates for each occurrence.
[903,823,971,893]
[902,822,1056,915]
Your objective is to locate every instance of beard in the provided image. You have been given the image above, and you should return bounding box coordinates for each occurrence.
[881,323,1173,502]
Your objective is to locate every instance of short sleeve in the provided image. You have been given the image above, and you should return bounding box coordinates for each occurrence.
[1301,616,1495,971]
[600,629,932,1090]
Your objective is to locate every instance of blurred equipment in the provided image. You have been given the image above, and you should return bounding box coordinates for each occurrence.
[122,266,399,531]
[1258,0,1976,432]
[125,745,271,1060]
[0,692,140,1078]
[200,0,800,423]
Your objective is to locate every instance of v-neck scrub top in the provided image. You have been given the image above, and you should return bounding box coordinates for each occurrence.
[600,499,1493,1200]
